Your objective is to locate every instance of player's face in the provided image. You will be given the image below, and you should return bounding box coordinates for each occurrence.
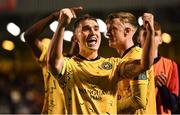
[154,30,162,46]
[75,19,101,52]
[106,18,126,48]
[138,27,162,48]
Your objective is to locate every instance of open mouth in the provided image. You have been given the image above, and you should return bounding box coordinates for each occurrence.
[87,36,97,45]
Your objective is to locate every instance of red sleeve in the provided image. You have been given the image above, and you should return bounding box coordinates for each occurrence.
[168,61,179,96]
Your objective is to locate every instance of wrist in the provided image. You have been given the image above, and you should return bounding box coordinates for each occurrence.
[50,14,56,21]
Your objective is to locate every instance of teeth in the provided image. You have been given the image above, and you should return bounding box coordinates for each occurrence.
[90,36,96,40]
[90,37,96,40]
[87,36,97,42]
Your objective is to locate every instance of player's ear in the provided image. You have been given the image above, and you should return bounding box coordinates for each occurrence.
[159,35,163,45]
[124,27,130,36]
[137,35,140,44]
[72,34,79,43]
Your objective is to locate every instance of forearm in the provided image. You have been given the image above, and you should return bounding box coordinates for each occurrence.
[24,14,55,41]
[118,96,145,113]
[141,13,155,70]
[119,33,154,79]
[141,31,155,70]
[24,13,56,57]
[47,21,65,75]
[120,60,144,79]
[47,7,82,74]
[117,83,147,113]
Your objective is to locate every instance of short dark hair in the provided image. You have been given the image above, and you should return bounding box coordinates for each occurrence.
[73,14,97,30]
[154,21,161,31]
[136,21,162,37]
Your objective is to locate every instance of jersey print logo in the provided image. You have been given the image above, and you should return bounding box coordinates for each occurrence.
[133,72,147,80]
[101,62,112,70]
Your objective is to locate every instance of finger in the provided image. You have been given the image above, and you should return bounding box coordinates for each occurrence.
[142,13,153,27]
[160,73,167,83]
[142,17,149,28]
[160,74,166,81]
[156,79,162,87]
[157,75,166,85]
[155,75,160,87]
[142,13,153,20]
[70,6,83,18]
[71,6,83,13]
[70,9,76,18]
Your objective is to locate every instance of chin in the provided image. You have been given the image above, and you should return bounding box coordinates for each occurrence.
[109,43,116,48]
[88,47,99,51]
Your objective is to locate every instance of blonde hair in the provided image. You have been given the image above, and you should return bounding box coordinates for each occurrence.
[106,12,138,29]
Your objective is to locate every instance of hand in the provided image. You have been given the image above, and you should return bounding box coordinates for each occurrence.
[142,13,154,33]
[51,10,60,20]
[155,72,167,87]
[58,6,83,26]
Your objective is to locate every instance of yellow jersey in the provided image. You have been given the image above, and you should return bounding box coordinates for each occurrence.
[57,55,123,114]
[39,46,67,114]
[117,46,156,114]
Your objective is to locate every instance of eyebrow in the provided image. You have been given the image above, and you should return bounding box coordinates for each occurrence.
[82,25,99,29]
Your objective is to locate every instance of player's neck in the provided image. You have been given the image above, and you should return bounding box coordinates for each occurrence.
[117,41,134,57]
[79,50,98,60]
[154,49,159,58]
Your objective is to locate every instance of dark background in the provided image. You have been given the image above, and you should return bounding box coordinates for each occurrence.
[0,0,180,113]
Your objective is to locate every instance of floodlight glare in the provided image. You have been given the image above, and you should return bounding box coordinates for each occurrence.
[7,22,21,36]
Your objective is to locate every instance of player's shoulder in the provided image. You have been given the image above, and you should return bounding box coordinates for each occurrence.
[134,46,142,52]
[161,56,175,63]
[103,57,123,64]
[160,56,178,67]
[127,46,142,58]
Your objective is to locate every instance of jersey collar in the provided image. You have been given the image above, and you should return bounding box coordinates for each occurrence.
[121,45,136,58]
[154,54,161,64]
[77,54,100,61]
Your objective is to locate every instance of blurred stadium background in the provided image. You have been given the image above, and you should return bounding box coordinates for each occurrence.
[0,0,180,113]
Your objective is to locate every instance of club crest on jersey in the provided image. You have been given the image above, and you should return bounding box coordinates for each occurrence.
[101,62,112,70]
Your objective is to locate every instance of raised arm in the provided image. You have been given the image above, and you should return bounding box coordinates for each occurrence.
[120,13,155,79]
[141,13,155,70]
[66,39,79,57]
[47,7,83,75]
[24,10,59,58]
